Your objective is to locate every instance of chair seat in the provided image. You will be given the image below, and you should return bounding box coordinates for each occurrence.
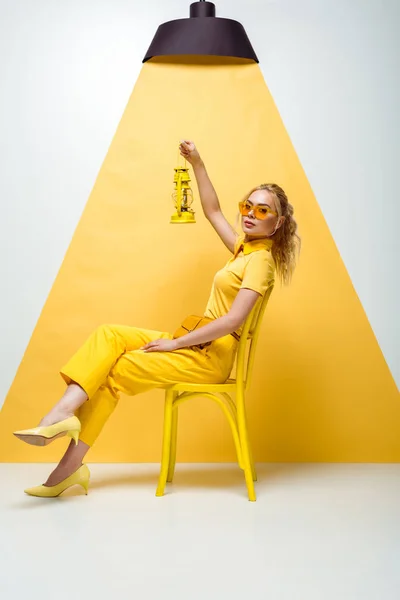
[165,378,238,393]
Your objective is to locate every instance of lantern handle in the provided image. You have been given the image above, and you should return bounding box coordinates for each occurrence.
[177,144,187,169]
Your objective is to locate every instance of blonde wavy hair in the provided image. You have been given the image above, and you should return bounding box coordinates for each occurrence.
[239,183,301,284]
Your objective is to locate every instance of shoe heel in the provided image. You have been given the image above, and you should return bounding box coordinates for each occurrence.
[80,479,89,495]
[68,430,80,445]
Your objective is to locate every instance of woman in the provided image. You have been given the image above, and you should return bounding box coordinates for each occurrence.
[14,140,300,497]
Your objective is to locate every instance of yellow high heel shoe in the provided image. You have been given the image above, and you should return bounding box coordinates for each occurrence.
[13,415,81,446]
[24,464,90,498]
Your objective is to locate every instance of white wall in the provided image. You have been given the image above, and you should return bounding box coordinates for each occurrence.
[0,0,399,408]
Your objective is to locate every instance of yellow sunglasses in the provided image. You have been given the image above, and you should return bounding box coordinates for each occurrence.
[238,200,278,220]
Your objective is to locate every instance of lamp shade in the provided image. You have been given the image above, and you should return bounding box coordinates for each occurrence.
[143,1,258,63]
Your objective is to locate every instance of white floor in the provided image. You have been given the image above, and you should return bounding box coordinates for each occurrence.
[0,463,399,600]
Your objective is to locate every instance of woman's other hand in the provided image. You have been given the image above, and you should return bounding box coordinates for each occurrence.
[140,339,179,353]
[179,140,202,167]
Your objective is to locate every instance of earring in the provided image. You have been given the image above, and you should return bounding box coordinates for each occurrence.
[267,221,279,237]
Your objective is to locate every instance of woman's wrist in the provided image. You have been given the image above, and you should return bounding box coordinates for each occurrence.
[172,337,183,350]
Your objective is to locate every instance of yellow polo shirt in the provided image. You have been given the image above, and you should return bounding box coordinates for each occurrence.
[203,235,275,332]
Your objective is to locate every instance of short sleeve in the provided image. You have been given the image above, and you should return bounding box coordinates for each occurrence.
[240,251,275,295]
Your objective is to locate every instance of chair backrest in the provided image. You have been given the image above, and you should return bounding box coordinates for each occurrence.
[234,283,274,390]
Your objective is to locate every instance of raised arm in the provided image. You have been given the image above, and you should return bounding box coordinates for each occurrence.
[179,140,238,253]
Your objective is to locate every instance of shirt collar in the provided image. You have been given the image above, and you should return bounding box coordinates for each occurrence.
[234,235,273,258]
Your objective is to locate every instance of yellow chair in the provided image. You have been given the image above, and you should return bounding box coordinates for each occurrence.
[156,284,274,501]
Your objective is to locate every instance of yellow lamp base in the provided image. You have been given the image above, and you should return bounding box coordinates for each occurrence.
[170,212,196,224]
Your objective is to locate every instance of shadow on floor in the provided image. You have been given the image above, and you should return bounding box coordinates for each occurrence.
[89,462,315,490]
[11,463,322,507]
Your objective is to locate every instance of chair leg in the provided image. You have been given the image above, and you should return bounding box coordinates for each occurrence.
[237,419,256,481]
[156,390,174,497]
[237,392,256,502]
[167,405,178,483]
[240,432,257,501]
[244,416,257,482]
[248,446,257,482]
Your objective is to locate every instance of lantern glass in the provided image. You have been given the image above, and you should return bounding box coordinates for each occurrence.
[170,166,196,224]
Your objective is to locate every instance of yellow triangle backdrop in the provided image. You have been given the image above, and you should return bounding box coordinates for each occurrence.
[0,57,398,462]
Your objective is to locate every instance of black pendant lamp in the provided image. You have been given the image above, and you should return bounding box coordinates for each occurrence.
[143,1,258,63]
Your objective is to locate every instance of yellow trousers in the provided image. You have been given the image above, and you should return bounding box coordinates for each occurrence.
[60,324,238,447]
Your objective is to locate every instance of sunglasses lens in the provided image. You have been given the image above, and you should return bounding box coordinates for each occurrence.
[256,208,268,220]
[239,202,271,220]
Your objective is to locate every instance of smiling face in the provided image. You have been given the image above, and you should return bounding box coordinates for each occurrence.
[240,189,281,240]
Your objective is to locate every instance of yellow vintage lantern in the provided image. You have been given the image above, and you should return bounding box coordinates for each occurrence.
[170,153,196,224]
